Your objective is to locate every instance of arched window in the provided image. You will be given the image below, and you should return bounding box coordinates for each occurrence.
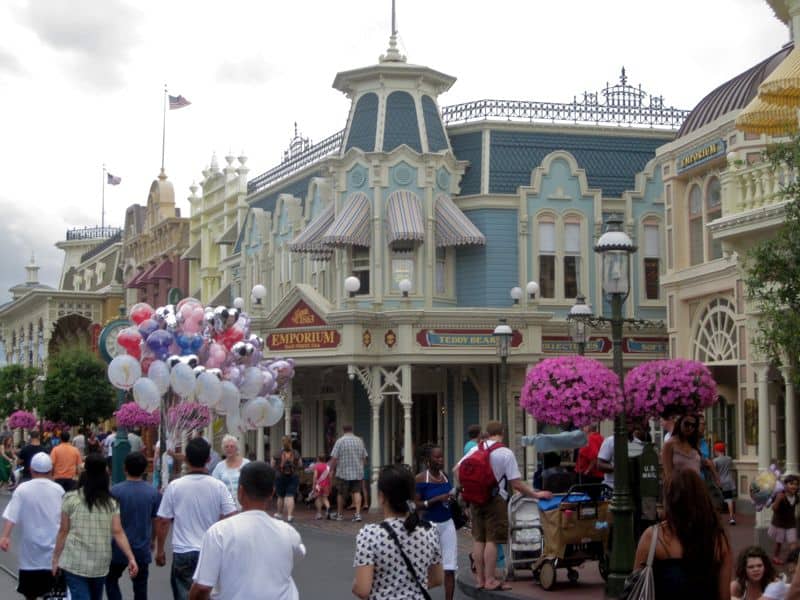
[706,177,722,259]
[642,218,661,300]
[537,216,556,298]
[563,218,581,299]
[688,184,703,265]
[692,297,737,363]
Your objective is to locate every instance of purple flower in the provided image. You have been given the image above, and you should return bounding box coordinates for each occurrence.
[624,359,718,418]
[520,356,623,427]
[8,410,37,430]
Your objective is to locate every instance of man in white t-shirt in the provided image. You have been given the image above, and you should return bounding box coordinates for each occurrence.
[156,437,237,600]
[0,452,65,599]
[189,461,306,600]
[455,420,552,593]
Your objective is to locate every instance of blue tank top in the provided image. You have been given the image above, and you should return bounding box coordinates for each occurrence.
[415,471,452,523]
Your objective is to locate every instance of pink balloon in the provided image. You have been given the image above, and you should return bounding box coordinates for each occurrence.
[182,306,205,334]
[206,342,227,369]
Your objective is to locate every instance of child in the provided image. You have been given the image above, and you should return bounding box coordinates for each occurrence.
[312,453,331,520]
[770,474,799,565]
[762,547,798,599]
[713,442,737,525]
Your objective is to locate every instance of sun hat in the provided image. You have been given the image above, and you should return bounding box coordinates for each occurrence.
[30,452,53,473]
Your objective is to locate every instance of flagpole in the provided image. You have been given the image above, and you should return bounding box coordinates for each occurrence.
[161,84,167,172]
[102,164,106,229]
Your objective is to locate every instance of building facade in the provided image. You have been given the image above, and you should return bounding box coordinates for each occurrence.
[188,36,687,484]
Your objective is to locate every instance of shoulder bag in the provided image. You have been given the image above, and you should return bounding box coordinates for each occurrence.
[379,521,432,600]
[620,524,659,600]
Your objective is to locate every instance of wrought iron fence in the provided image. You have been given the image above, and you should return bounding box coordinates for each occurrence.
[65,226,122,241]
[80,230,123,263]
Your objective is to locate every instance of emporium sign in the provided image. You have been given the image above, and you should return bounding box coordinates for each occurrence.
[416,329,523,348]
[267,300,340,351]
[677,139,726,173]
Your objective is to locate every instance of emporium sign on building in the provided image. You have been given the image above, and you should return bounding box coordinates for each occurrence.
[266,301,341,351]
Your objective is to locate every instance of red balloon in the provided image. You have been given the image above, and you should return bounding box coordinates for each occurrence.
[218,327,244,350]
[117,327,143,360]
[129,302,155,326]
[140,356,155,376]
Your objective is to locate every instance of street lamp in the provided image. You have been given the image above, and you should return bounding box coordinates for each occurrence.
[398,278,412,298]
[344,276,361,298]
[493,319,513,426]
[526,281,539,301]
[567,294,593,356]
[251,284,267,305]
[594,215,636,597]
[510,286,523,305]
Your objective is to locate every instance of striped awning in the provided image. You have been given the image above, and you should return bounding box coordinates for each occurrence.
[736,96,798,136]
[759,46,800,107]
[181,239,201,261]
[321,192,371,247]
[434,194,486,247]
[149,259,173,280]
[125,269,147,289]
[137,262,161,285]
[385,190,424,246]
[288,204,335,260]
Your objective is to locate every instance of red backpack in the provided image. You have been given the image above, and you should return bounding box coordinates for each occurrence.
[459,441,506,505]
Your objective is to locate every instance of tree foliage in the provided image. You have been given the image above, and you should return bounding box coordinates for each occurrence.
[743,137,800,385]
[0,365,42,417]
[38,348,117,426]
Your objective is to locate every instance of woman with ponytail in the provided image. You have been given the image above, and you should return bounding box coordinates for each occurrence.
[352,465,443,599]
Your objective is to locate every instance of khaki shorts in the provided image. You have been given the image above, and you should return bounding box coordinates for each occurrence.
[470,495,508,543]
[335,477,362,496]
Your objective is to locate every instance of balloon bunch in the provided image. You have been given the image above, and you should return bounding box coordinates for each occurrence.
[106,297,296,443]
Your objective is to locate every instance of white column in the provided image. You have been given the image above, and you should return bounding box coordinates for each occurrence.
[401,364,413,466]
[369,366,383,512]
[256,427,264,461]
[283,383,294,437]
[781,366,798,474]
[757,365,771,530]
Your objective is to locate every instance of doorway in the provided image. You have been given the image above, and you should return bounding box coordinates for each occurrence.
[412,393,439,471]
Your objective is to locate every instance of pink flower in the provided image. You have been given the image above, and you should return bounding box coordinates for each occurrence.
[8,410,37,430]
[624,359,718,418]
[167,402,210,431]
[520,356,623,427]
[114,402,160,428]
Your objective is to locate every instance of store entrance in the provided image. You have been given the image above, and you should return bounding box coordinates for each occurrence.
[412,393,439,471]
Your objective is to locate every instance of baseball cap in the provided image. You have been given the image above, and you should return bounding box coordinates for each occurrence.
[30,452,53,473]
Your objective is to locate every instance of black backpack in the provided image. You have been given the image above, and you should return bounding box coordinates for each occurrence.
[281,450,297,476]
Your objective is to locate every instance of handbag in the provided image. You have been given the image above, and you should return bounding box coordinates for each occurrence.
[620,524,659,600]
[379,521,432,600]
[43,571,68,599]
[449,498,468,530]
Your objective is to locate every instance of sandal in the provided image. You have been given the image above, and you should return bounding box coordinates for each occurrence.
[483,582,513,591]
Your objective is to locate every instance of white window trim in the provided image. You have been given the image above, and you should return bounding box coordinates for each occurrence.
[639,217,664,307]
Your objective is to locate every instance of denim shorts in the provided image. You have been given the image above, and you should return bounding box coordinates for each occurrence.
[275,474,299,498]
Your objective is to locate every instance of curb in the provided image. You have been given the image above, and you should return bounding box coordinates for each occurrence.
[455,566,535,600]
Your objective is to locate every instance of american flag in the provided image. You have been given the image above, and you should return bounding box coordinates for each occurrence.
[107,173,121,185]
[169,94,191,110]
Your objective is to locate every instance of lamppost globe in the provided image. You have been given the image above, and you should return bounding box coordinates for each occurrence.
[398,278,412,297]
[493,319,513,426]
[233,297,245,310]
[567,294,593,353]
[525,281,539,299]
[493,322,513,357]
[594,216,637,297]
[344,276,361,297]
[510,286,523,304]
[251,284,267,305]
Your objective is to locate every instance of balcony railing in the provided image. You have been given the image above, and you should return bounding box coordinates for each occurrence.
[722,159,796,215]
[65,226,122,241]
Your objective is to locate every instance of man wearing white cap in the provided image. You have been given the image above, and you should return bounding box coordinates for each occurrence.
[0,452,65,599]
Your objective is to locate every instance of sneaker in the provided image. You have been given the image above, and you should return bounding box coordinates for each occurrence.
[287,516,294,523]
[315,513,323,520]
[335,514,344,521]
[273,512,282,519]
[353,513,362,522]
[729,518,736,525]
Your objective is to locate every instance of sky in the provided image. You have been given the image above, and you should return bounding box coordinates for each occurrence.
[0,0,788,302]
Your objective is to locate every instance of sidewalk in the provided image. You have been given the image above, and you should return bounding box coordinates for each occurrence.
[456,513,760,599]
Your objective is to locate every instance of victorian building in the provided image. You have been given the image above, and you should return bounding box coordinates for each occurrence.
[189,33,686,483]
[0,227,124,368]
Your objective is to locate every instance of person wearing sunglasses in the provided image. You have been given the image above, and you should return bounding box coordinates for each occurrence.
[661,414,702,487]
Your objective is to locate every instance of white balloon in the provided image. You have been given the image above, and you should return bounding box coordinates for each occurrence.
[239,367,263,399]
[170,363,196,397]
[265,394,284,427]
[132,377,160,411]
[196,372,222,408]
[242,397,270,429]
[148,360,170,395]
[226,410,244,436]
[108,355,141,391]
[217,381,240,416]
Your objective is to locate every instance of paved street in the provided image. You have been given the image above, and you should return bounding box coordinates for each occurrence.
[0,491,463,600]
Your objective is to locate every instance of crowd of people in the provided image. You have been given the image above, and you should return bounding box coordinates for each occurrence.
[0,415,798,600]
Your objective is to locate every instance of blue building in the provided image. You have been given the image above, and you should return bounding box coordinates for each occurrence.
[193,34,686,481]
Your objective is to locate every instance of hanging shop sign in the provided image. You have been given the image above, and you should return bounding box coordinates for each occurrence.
[541,336,667,354]
[676,139,726,173]
[623,337,668,354]
[416,329,523,348]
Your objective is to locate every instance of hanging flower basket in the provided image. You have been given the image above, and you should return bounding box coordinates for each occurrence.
[114,402,160,429]
[8,410,37,430]
[624,358,718,419]
[520,356,624,428]
[42,420,71,433]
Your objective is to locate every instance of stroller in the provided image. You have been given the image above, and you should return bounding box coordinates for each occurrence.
[507,431,610,590]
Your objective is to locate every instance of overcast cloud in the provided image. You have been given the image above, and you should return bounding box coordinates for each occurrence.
[0,0,789,303]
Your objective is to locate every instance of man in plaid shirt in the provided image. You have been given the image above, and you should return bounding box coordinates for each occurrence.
[329,425,367,522]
